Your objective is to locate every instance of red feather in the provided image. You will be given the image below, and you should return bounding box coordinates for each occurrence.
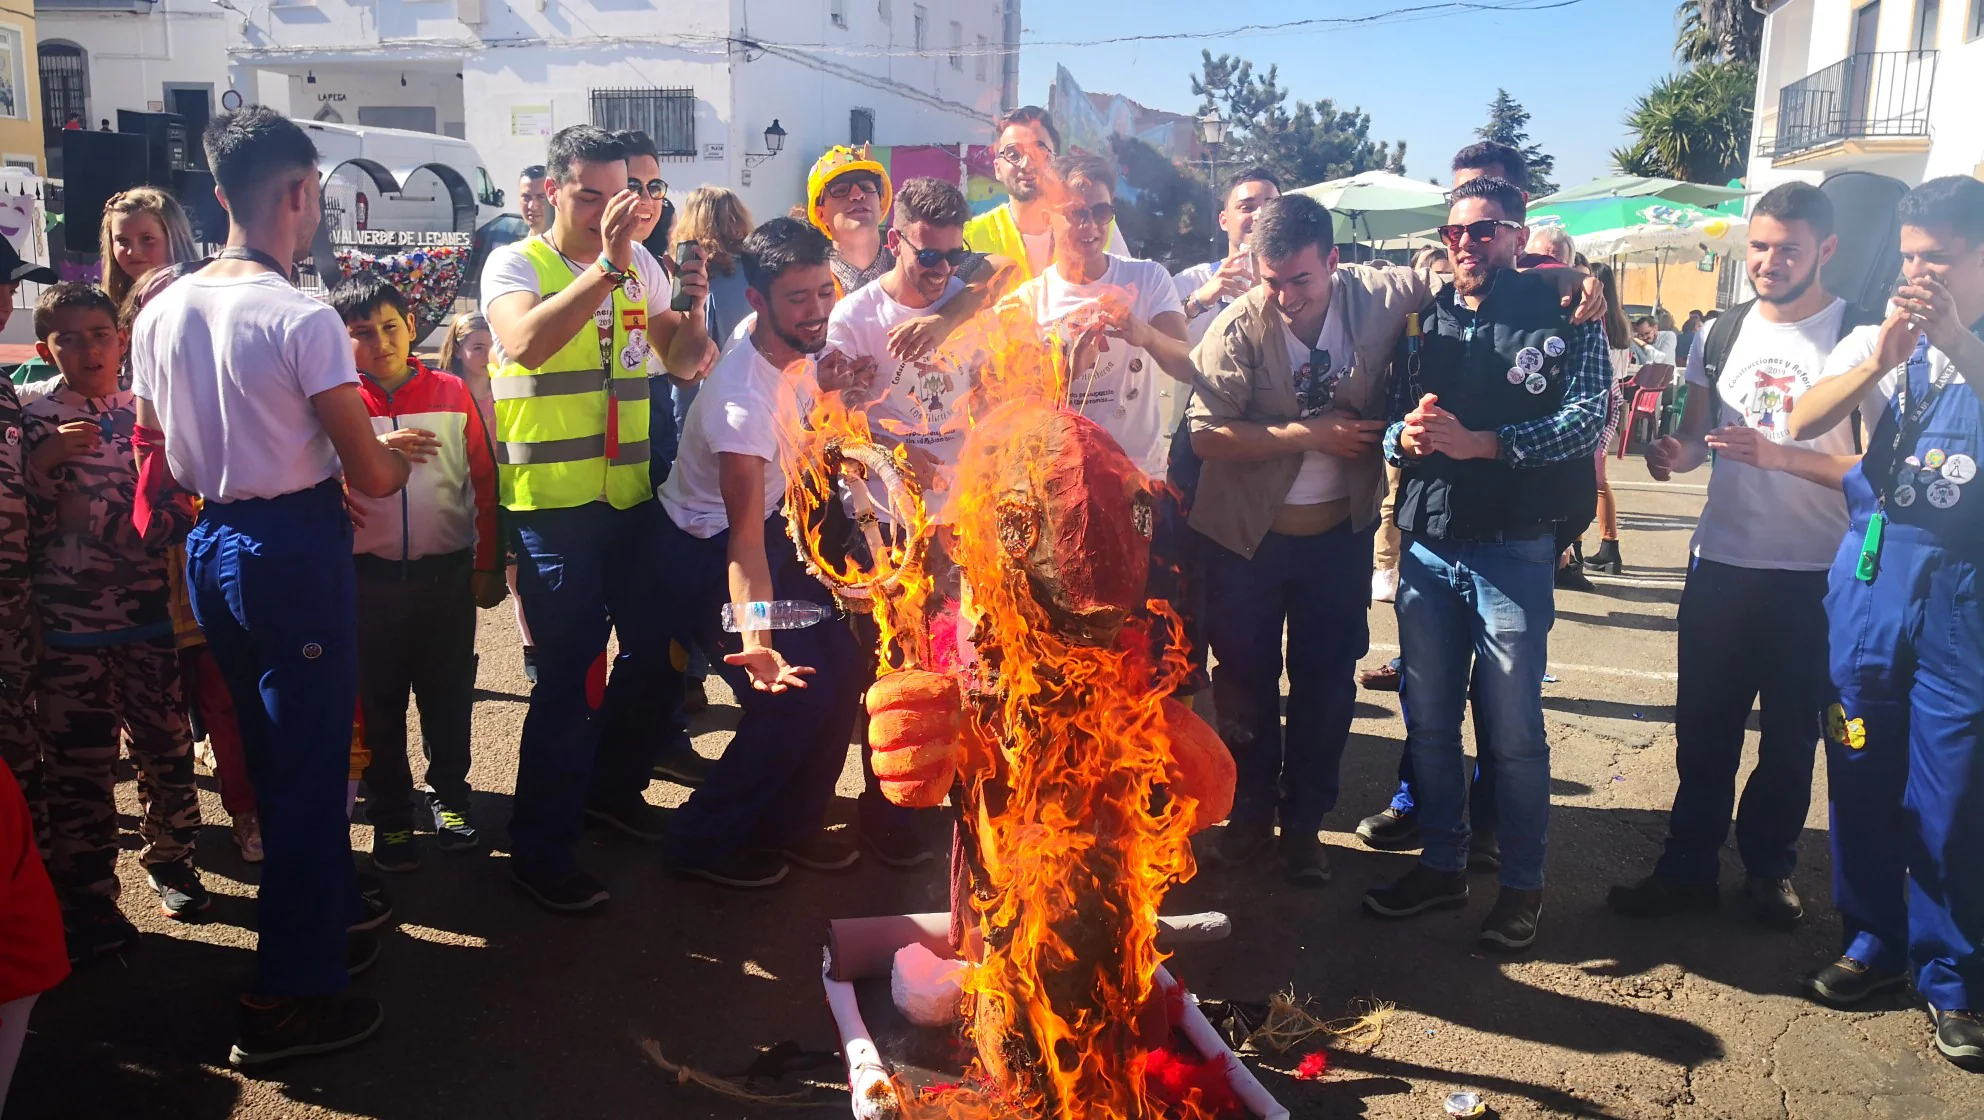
[1295,1050,1330,1080]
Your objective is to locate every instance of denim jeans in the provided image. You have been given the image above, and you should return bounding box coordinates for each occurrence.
[1656,557,1827,883]
[1391,664,1500,836]
[1397,531,1556,890]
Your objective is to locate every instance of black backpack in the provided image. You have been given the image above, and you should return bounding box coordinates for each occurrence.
[1699,299,1883,451]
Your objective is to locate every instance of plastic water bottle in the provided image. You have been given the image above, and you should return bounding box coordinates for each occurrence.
[720,600,831,632]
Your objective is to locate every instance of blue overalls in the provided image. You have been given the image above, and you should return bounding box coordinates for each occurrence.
[1824,335,1984,1015]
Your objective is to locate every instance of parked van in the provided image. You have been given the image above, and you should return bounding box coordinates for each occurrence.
[303,119,505,242]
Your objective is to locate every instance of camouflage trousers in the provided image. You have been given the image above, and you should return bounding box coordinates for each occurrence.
[40,633,199,908]
[0,591,41,856]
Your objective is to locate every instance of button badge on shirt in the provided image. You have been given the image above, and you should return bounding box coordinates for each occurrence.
[623,273,645,302]
[1523,372,1548,395]
[1894,483,1918,508]
[1927,477,1963,509]
[1926,448,1948,470]
[1941,453,1976,484]
[1516,347,1544,375]
[1543,335,1566,358]
[1506,367,1526,386]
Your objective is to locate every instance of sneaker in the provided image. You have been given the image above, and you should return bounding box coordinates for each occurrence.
[1743,875,1804,930]
[1606,873,1719,918]
[347,930,381,978]
[652,750,715,788]
[1363,864,1469,919]
[371,829,421,873]
[64,906,140,966]
[233,814,265,863]
[147,860,212,921]
[355,870,387,906]
[1804,956,1906,1007]
[429,799,479,852]
[1934,1009,1984,1068]
[348,890,395,933]
[1479,887,1545,952]
[1554,562,1595,592]
[1354,807,1421,852]
[1280,831,1332,887]
[862,825,940,870]
[228,994,385,1069]
[1371,568,1399,604]
[1209,820,1276,868]
[682,676,710,714]
[583,799,671,842]
[670,848,791,890]
[1357,663,1403,692]
[521,646,538,685]
[511,867,611,913]
[1465,832,1502,874]
[782,832,862,872]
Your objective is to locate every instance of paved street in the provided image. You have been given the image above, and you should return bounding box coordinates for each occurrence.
[16,460,1984,1119]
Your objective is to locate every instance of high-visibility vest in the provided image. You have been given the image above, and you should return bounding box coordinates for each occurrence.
[962,202,1125,285]
[490,236,653,511]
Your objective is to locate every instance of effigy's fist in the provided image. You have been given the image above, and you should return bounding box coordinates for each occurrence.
[1160,698,1235,833]
[867,669,962,808]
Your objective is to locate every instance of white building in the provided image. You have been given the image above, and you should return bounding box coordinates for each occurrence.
[36,0,1018,216]
[35,0,236,177]
[1748,0,1984,195]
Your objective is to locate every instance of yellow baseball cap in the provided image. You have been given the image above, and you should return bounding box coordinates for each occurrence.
[806,144,893,234]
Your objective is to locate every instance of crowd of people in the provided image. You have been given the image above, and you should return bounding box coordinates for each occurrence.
[0,98,1978,1097]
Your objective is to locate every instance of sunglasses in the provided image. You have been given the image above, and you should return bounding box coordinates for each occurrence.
[825,173,882,200]
[627,177,668,199]
[1435,219,1523,248]
[897,233,973,271]
[1057,202,1117,228]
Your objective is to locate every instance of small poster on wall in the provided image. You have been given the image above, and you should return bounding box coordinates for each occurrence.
[0,38,18,120]
[511,105,553,138]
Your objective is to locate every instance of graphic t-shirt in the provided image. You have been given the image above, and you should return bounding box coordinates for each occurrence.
[1684,298,1885,570]
[1280,280,1353,505]
[658,334,812,539]
[824,276,971,522]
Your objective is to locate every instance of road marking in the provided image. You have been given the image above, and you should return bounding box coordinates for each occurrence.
[1612,481,1708,494]
[1368,643,1678,682]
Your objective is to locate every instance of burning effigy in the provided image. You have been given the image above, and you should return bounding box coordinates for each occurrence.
[779,302,1277,1120]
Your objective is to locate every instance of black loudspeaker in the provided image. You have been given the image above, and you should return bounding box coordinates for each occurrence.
[117,110,192,182]
[63,131,150,251]
[172,169,228,246]
[1820,170,1910,316]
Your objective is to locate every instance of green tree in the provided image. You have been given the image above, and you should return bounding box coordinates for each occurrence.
[1676,0,1764,64]
[1107,135,1218,270]
[1610,60,1757,183]
[1475,89,1557,197]
[1190,50,1406,190]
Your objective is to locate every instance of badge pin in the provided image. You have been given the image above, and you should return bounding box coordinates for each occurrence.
[1523,372,1548,395]
[1128,357,1144,373]
[1125,386,1140,400]
[2,425,16,446]
[1893,483,1918,508]
[1941,452,1976,484]
[1516,347,1545,375]
[1507,367,1527,385]
[1920,468,1941,486]
[1926,448,1947,469]
[1543,335,1566,358]
[301,642,323,660]
[1927,478,1962,509]
[1905,455,1924,469]
[622,275,644,302]
[620,345,644,370]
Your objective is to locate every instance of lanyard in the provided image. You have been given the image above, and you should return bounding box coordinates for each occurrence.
[549,236,624,459]
[1860,336,1960,582]
[216,247,296,284]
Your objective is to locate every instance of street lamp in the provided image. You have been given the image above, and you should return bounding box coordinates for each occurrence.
[742,118,787,186]
[1198,107,1228,251]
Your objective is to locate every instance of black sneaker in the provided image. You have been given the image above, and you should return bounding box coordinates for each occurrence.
[228,994,385,1069]
[1363,864,1470,919]
[782,832,862,872]
[1742,875,1803,930]
[583,799,671,842]
[670,848,790,890]
[682,676,710,714]
[1465,831,1501,874]
[347,931,381,978]
[1805,956,1906,1007]
[862,825,940,870]
[429,799,479,852]
[1479,887,1544,952]
[1354,807,1421,852]
[348,890,395,933]
[511,867,611,913]
[1209,820,1276,868]
[1934,1009,1984,1069]
[1280,831,1331,887]
[652,751,715,788]
[147,860,212,921]
[64,906,140,966]
[521,646,538,685]
[355,870,387,905]
[1606,873,1719,918]
[371,829,420,873]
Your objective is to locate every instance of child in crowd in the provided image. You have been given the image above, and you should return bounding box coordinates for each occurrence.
[437,311,494,433]
[22,283,205,959]
[101,188,199,308]
[0,233,53,877]
[333,274,504,872]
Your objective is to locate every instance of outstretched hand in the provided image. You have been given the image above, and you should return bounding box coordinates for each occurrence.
[724,646,816,693]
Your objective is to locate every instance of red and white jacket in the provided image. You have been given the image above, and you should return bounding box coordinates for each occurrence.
[352,359,501,571]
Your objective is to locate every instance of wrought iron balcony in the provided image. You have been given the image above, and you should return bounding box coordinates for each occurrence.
[1763,50,1937,162]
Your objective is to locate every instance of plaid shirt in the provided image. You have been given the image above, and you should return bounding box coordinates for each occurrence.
[1384,307,1611,469]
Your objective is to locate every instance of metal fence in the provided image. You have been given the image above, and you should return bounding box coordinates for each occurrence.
[589,88,696,160]
[1766,50,1937,161]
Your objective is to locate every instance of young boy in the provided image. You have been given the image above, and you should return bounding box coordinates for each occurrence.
[332,273,503,873]
[21,283,205,958]
[0,238,56,865]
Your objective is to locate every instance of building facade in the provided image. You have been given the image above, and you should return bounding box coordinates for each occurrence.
[0,3,44,174]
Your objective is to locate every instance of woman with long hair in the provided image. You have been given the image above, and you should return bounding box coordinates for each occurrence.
[100,188,198,307]
[437,311,494,431]
[1585,262,1635,575]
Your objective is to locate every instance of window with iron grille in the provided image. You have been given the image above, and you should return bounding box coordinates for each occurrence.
[590,88,695,159]
[40,44,88,133]
[975,34,988,80]
[850,108,874,146]
[949,20,963,68]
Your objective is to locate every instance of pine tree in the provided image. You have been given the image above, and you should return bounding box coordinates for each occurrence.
[1475,89,1558,197]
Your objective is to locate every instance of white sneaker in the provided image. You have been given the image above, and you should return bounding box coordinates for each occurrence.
[1371,568,1399,603]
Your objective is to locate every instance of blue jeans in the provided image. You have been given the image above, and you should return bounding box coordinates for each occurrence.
[1391,664,1500,836]
[508,500,676,879]
[1397,532,1556,890]
[1206,523,1373,835]
[1657,557,1827,883]
[186,480,357,998]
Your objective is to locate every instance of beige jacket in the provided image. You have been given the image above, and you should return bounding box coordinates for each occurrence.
[1186,264,1436,559]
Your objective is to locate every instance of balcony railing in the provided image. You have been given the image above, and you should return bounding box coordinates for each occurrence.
[1764,50,1937,161]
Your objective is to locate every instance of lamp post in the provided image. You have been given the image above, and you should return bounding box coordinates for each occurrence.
[1198,106,1229,254]
[742,118,787,186]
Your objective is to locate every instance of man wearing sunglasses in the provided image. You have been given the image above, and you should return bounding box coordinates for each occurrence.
[1361,176,1610,953]
[964,106,1129,284]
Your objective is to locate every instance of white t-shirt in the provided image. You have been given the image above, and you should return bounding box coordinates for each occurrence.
[1281,284,1353,505]
[130,273,357,503]
[824,276,971,522]
[1684,299,1883,570]
[480,236,671,376]
[1823,320,1971,402]
[658,332,813,539]
[1008,254,1185,476]
[1173,255,1256,347]
[1016,213,1129,277]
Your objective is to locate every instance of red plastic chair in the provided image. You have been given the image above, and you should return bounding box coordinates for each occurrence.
[1618,362,1675,458]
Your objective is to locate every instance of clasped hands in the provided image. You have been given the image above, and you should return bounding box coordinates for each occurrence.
[1398,393,1498,461]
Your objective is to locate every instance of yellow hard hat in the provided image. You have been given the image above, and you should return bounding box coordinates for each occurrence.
[806,144,893,235]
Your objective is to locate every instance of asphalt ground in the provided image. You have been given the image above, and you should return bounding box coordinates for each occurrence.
[15,458,1984,1119]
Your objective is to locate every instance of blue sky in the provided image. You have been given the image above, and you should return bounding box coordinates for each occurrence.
[1016,0,1686,189]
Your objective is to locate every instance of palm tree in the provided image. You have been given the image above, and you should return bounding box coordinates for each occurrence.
[1612,60,1758,183]
[1676,0,1764,64]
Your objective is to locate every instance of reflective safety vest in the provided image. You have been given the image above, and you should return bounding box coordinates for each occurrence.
[490,237,653,511]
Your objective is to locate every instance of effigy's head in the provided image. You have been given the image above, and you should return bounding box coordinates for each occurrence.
[952,400,1153,647]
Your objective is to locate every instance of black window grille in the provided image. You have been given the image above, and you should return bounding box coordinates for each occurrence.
[40,44,88,134]
[590,88,695,160]
[850,108,875,146]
